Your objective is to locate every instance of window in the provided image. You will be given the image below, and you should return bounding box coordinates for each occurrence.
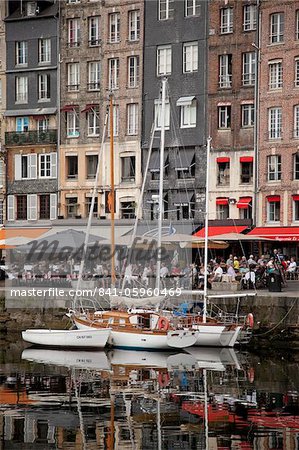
[243,4,257,31]
[217,161,230,185]
[120,201,135,219]
[268,107,282,139]
[38,74,50,101]
[154,99,170,130]
[242,52,256,86]
[121,156,135,182]
[86,196,98,217]
[128,10,140,41]
[157,45,172,76]
[67,63,80,91]
[128,56,139,88]
[87,106,100,136]
[241,104,254,127]
[67,19,80,47]
[176,155,195,179]
[158,0,174,20]
[0,200,3,225]
[67,0,80,3]
[216,203,229,220]
[267,155,281,181]
[86,155,98,179]
[108,105,119,136]
[294,153,299,179]
[269,61,282,89]
[219,54,232,88]
[39,195,50,220]
[16,195,27,220]
[16,117,29,132]
[270,13,284,44]
[179,99,197,128]
[240,161,253,184]
[295,59,299,87]
[14,154,37,180]
[294,105,299,138]
[176,197,195,220]
[293,198,299,221]
[38,38,51,63]
[15,76,28,103]
[183,42,198,73]
[88,16,100,46]
[16,41,28,66]
[88,61,100,90]
[37,118,49,132]
[66,155,78,179]
[66,109,79,137]
[66,197,78,218]
[127,103,139,135]
[109,13,120,43]
[267,199,280,222]
[185,0,200,17]
[108,58,119,90]
[218,105,231,129]
[220,7,233,34]
[39,153,57,178]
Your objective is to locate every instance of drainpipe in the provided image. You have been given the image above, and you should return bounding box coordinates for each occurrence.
[253,0,261,228]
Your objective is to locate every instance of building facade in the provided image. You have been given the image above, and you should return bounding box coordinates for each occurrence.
[207,0,257,225]
[5,0,58,224]
[257,0,299,229]
[0,1,7,225]
[59,0,143,221]
[142,0,208,225]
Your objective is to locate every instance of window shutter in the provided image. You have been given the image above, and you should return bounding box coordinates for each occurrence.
[50,193,57,220]
[27,194,37,221]
[7,195,15,221]
[51,152,57,178]
[29,154,37,179]
[15,154,22,180]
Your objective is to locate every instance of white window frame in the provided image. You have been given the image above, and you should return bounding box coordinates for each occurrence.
[268,107,282,139]
[219,54,232,88]
[157,45,172,76]
[38,74,50,101]
[295,58,299,87]
[294,105,299,139]
[127,103,139,136]
[109,12,120,43]
[108,58,119,90]
[88,61,100,91]
[296,10,299,40]
[242,52,256,86]
[267,201,280,222]
[16,41,28,66]
[68,18,80,47]
[67,63,80,91]
[38,38,51,64]
[88,16,100,46]
[267,155,281,181]
[218,105,231,129]
[270,13,284,44]
[128,10,140,42]
[241,103,255,128]
[39,153,57,179]
[66,110,79,138]
[216,204,229,220]
[180,100,197,128]
[293,199,299,221]
[154,99,170,131]
[185,0,200,18]
[128,56,139,88]
[269,61,283,90]
[220,7,234,34]
[294,153,299,180]
[87,107,100,136]
[243,4,257,31]
[158,0,174,21]
[183,41,198,73]
[15,153,37,180]
[15,76,28,103]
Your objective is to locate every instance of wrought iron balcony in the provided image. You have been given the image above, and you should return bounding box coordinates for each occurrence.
[5,130,57,146]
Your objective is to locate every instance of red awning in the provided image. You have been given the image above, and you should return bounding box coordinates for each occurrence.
[195,225,248,238]
[248,227,299,241]
[267,195,280,202]
[292,194,299,201]
[236,197,252,209]
[61,105,77,112]
[81,104,95,113]
[240,156,253,163]
[216,198,229,205]
[216,157,230,163]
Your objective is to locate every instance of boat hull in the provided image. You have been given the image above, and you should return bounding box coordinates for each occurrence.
[193,324,242,347]
[22,328,111,348]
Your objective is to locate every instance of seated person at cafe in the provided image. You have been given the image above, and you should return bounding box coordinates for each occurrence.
[209,263,223,283]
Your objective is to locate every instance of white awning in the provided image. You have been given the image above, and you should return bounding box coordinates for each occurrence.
[176,96,195,107]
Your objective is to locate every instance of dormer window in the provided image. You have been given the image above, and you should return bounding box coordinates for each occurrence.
[26,2,37,16]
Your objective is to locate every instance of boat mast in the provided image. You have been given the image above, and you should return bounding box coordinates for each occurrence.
[203,136,212,323]
[156,78,167,291]
[109,93,116,287]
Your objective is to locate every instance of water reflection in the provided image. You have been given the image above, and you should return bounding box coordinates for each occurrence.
[0,339,298,449]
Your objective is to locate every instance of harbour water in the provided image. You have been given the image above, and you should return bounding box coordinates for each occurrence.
[0,337,298,449]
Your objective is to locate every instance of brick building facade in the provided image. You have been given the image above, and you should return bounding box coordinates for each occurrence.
[0,1,6,225]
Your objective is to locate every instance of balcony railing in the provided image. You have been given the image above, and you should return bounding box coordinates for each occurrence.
[5,130,57,146]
